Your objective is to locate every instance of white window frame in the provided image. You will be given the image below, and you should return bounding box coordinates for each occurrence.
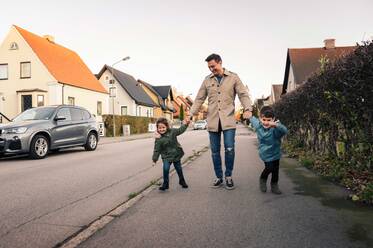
[68,96,75,105]
[37,95,45,107]
[97,101,102,116]
[121,106,128,116]
[0,64,8,80]
[20,62,31,79]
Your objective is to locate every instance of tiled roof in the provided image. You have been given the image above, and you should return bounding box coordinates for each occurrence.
[282,45,356,94]
[153,86,172,100]
[289,46,356,84]
[97,65,155,107]
[15,25,107,93]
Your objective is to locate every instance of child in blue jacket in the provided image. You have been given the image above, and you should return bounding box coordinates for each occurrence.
[248,106,288,194]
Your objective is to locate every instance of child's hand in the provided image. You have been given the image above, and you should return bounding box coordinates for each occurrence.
[268,121,278,128]
[152,161,157,166]
[183,118,191,125]
[154,131,161,139]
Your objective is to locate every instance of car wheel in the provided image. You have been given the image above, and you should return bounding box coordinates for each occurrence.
[29,134,49,159]
[84,132,98,151]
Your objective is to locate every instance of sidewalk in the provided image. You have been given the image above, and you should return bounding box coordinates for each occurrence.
[99,128,195,145]
[99,132,154,145]
[80,127,372,248]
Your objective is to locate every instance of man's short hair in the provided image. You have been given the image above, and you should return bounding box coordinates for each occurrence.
[205,53,222,63]
[260,106,275,118]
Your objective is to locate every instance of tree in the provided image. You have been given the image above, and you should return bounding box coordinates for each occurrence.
[179,104,184,121]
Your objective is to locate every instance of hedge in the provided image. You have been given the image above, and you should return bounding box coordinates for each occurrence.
[273,41,373,203]
[102,114,156,137]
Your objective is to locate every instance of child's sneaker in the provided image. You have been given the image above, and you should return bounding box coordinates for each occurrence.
[259,178,267,192]
[179,179,189,188]
[159,183,169,191]
[225,177,235,190]
[211,178,223,188]
[271,183,282,194]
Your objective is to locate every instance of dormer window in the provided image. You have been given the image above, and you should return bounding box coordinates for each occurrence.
[9,42,18,50]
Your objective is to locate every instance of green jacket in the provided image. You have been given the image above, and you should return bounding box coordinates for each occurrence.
[152,124,188,163]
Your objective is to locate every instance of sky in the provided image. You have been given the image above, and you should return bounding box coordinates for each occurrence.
[0,0,372,100]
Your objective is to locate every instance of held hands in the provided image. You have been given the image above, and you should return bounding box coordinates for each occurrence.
[152,161,157,166]
[243,111,252,119]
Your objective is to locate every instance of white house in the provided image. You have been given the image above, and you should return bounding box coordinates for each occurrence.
[97,65,156,117]
[0,25,109,123]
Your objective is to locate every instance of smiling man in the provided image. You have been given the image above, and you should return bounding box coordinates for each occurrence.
[189,53,252,190]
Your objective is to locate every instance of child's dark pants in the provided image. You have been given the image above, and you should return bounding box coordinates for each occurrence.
[162,160,185,185]
[260,159,280,183]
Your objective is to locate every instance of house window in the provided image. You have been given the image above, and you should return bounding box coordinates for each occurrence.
[137,106,142,116]
[121,106,128,115]
[68,97,75,105]
[0,64,8,80]
[20,62,31,79]
[37,95,44,107]
[97,101,102,116]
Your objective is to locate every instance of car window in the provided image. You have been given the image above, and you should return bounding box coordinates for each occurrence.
[56,108,72,121]
[82,110,91,120]
[70,108,83,121]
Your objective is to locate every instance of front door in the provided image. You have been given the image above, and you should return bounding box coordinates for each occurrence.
[21,95,32,112]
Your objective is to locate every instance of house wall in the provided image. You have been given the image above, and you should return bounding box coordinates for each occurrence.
[141,84,163,118]
[135,104,154,117]
[98,69,136,116]
[287,64,296,93]
[0,26,55,119]
[62,84,109,122]
[98,69,154,117]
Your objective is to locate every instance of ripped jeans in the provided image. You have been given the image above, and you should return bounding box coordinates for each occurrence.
[208,128,236,179]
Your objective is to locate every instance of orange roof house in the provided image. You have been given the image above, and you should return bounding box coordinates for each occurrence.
[14,25,106,93]
[0,25,108,120]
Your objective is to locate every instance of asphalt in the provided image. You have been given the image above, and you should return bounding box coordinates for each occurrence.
[79,126,373,248]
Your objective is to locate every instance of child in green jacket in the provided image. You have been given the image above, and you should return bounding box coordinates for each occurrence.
[248,106,288,194]
[152,117,190,191]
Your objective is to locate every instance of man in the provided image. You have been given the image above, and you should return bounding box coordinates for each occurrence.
[189,54,252,190]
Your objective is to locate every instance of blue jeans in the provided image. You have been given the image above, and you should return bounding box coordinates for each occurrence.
[162,160,184,185]
[209,128,236,178]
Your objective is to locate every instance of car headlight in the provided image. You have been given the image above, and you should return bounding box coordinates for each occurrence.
[3,127,28,134]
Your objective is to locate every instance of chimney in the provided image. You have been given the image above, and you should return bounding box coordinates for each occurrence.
[324,38,335,49]
[43,35,55,43]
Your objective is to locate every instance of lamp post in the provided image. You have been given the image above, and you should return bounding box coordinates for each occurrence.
[109,56,130,136]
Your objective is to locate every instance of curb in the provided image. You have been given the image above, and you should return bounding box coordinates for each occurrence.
[56,145,209,248]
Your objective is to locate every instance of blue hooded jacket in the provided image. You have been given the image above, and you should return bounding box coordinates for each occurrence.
[249,116,288,162]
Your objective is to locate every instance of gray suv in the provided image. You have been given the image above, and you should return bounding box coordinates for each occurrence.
[0,105,99,159]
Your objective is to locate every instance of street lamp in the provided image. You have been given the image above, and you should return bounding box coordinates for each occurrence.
[109,56,130,136]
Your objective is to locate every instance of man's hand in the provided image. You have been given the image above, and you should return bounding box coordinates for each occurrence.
[152,161,157,166]
[243,111,252,119]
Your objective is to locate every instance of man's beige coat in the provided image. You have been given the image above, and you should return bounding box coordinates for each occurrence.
[190,69,252,132]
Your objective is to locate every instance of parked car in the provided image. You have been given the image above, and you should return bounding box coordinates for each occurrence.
[193,120,207,130]
[0,105,99,159]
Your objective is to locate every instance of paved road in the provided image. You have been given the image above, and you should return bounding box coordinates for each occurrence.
[0,129,208,248]
[80,126,373,248]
